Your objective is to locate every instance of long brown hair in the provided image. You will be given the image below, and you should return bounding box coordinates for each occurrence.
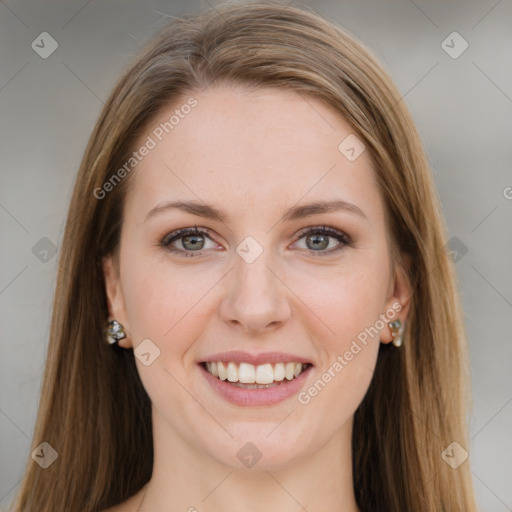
[10,2,477,510]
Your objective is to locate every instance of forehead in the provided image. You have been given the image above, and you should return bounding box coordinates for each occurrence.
[125,85,383,225]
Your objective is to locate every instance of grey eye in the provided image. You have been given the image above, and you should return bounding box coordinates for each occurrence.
[304,233,330,251]
[161,228,217,254]
[180,234,206,251]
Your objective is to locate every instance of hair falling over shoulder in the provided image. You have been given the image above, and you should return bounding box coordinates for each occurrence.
[10,2,477,511]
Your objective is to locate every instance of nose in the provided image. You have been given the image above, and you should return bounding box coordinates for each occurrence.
[218,248,291,335]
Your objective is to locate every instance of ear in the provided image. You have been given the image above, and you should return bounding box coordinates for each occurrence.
[103,253,132,348]
[381,253,412,344]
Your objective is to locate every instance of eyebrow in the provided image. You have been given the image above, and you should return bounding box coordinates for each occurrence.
[145,199,367,224]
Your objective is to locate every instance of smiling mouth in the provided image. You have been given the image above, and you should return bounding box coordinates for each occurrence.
[200,361,312,389]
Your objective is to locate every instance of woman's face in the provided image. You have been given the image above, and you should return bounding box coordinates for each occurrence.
[104,85,410,470]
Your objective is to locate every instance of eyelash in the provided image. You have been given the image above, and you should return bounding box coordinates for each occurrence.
[159,224,353,258]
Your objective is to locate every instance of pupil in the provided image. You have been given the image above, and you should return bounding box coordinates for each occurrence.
[183,235,204,250]
[308,234,328,250]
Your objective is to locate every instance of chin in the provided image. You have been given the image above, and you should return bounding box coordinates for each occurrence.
[203,423,312,471]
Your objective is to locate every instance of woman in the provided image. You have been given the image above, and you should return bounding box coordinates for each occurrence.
[11,2,477,511]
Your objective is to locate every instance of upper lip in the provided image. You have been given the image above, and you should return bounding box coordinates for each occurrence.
[199,351,313,366]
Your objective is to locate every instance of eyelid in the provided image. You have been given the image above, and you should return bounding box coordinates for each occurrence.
[293,225,351,243]
[160,225,352,257]
[290,225,352,255]
[160,226,220,250]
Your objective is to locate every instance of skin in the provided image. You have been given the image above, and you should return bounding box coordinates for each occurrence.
[102,85,411,512]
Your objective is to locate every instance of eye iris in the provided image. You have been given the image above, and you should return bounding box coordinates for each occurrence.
[182,234,205,250]
[307,234,329,250]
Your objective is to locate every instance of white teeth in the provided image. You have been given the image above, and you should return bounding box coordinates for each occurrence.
[217,361,227,381]
[255,363,274,384]
[285,362,296,380]
[204,361,307,384]
[238,362,256,383]
[227,362,238,382]
[274,362,285,381]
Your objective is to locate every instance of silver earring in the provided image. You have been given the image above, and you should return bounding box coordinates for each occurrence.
[389,319,404,347]
[106,320,126,345]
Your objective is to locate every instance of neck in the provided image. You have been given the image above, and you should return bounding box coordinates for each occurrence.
[137,409,360,512]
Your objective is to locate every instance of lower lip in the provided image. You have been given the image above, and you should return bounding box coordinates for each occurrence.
[199,364,312,406]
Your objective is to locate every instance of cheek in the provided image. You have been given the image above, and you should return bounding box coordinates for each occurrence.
[289,256,388,406]
[290,274,384,441]
[120,250,221,362]
[290,255,390,347]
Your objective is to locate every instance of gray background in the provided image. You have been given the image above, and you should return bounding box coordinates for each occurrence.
[1,0,511,510]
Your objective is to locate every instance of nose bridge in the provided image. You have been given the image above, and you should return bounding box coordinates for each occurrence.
[233,241,280,306]
[220,237,290,332]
